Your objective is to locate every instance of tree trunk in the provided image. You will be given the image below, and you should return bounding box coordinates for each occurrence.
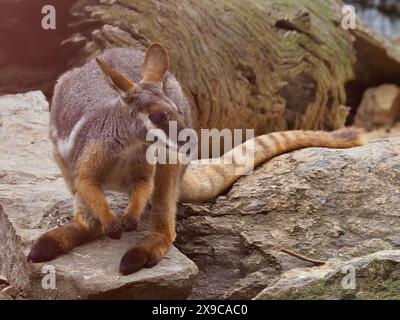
[69,0,356,134]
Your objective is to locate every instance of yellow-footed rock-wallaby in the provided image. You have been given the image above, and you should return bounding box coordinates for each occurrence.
[28,43,365,275]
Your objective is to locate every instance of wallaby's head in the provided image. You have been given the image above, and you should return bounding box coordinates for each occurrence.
[96,43,188,148]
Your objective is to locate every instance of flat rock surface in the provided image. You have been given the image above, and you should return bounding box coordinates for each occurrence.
[0,91,198,299]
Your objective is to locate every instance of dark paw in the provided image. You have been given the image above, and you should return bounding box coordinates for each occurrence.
[121,214,139,232]
[103,220,123,240]
[28,236,60,263]
[119,247,151,275]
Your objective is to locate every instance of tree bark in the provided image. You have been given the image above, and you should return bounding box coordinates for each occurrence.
[69,0,356,134]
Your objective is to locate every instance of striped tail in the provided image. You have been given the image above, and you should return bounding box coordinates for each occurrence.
[179,128,366,203]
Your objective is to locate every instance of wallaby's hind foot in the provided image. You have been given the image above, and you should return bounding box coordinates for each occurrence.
[28,221,95,262]
[119,240,165,275]
[28,233,61,263]
[119,247,151,275]
[28,204,102,263]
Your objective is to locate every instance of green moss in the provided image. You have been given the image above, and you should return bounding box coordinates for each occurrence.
[265,259,400,300]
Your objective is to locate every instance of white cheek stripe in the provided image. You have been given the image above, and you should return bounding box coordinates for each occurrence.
[138,113,179,150]
[137,112,156,131]
[57,117,87,159]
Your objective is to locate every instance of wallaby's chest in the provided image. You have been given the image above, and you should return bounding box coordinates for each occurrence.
[103,143,152,192]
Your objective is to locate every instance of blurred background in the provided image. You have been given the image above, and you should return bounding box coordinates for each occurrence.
[348,0,400,40]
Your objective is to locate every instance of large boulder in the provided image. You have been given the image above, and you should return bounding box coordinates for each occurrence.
[255,250,400,300]
[2,91,400,300]
[354,84,400,131]
[345,19,400,123]
[176,136,400,299]
[0,91,198,299]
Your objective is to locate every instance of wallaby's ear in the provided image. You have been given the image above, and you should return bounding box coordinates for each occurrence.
[96,58,136,99]
[141,43,169,84]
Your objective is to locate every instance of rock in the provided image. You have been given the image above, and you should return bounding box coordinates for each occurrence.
[221,266,281,300]
[363,123,400,141]
[350,21,400,85]
[354,84,400,131]
[0,292,12,300]
[346,21,400,123]
[255,250,400,300]
[0,275,7,286]
[176,136,400,299]
[3,90,400,300]
[337,238,393,260]
[1,285,20,298]
[0,91,198,299]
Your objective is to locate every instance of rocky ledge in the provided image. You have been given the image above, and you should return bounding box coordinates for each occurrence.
[2,91,400,300]
[176,129,400,299]
[0,91,198,299]
[255,250,400,300]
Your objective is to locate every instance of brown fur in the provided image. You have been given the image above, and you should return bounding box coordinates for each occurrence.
[52,150,75,194]
[28,203,102,263]
[74,143,124,239]
[121,174,154,231]
[120,163,181,274]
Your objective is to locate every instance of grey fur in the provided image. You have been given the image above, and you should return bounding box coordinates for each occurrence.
[50,47,192,178]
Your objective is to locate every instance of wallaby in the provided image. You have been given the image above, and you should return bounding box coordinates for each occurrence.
[28,43,365,275]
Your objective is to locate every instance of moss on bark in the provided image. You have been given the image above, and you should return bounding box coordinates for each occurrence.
[71,0,355,133]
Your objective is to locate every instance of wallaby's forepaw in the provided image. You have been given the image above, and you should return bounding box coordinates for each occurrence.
[103,219,123,239]
[121,214,139,232]
[28,236,60,263]
[119,247,159,275]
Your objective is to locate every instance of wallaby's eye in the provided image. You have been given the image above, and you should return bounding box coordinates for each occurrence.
[149,112,168,125]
